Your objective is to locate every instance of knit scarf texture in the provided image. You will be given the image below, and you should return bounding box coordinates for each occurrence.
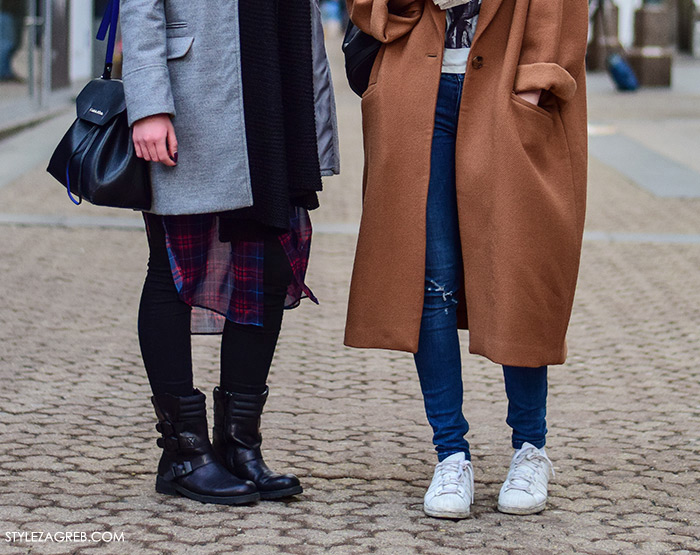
[221,0,322,236]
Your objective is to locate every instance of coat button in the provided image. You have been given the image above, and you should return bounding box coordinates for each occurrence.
[472,56,484,69]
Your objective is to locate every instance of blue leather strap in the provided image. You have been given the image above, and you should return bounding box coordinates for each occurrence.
[96,0,119,79]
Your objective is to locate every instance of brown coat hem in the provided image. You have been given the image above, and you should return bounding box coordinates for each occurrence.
[344,330,567,368]
[468,335,568,368]
[344,329,418,354]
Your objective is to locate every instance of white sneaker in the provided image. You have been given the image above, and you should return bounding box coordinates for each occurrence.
[423,452,474,519]
[497,442,554,515]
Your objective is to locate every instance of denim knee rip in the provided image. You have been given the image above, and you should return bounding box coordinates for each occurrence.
[425,278,459,314]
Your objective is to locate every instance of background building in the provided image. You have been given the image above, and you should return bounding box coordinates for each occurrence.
[0,0,109,133]
[616,0,700,51]
[2,0,700,135]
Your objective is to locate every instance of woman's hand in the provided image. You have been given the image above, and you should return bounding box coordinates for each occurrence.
[132,114,178,167]
[516,90,542,107]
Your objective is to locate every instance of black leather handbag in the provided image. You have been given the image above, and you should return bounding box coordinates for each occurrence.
[47,0,150,209]
[342,21,382,97]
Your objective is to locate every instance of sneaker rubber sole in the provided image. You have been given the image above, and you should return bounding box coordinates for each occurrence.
[497,500,547,515]
[423,505,471,519]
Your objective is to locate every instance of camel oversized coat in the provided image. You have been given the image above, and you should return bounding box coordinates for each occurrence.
[344,0,589,367]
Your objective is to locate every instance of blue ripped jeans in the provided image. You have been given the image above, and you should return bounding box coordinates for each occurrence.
[414,74,548,462]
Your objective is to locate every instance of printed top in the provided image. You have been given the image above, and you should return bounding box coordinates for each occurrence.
[443,0,481,74]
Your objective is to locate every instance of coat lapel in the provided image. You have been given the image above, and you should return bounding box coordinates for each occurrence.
[472,0,505,46]
[428,0,446,36]
[428,0,506,47]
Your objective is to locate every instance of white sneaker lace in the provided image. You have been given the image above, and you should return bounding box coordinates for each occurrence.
[504,448,554,493]
[434,460,474,502]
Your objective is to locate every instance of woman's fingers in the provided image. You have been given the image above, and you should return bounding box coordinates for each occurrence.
[156,137,176,167]
[139,140,153,161]
[133,128,148,160]
[166,122,178,163]
[517,90,542,106]
[131,114,179,166]
[144,140,159,163]
[133,136,144,160]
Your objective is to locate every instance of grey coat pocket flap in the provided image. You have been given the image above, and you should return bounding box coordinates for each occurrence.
[166,36,194,60]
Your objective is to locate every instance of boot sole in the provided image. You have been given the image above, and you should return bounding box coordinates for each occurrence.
[156,476,260,505]
[259,485,303,500]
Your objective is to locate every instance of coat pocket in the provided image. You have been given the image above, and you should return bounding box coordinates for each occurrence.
[510,92,553,122]
[514,63,578,101]
[166,36,194,60]
[509,92,555,156]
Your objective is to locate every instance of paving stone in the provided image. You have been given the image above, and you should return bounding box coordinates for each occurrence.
[1,36,700,555]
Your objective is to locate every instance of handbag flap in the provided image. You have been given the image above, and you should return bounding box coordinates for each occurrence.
[76,78,127,126]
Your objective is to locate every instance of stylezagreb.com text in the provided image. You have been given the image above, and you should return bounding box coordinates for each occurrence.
[5,531,125,543]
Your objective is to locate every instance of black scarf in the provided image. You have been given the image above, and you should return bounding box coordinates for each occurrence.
[222,0,322,236]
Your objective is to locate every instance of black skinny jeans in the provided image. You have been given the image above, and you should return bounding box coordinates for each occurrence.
[138,214,293,397]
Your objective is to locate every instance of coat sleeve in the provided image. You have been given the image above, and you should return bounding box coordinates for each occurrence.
[346,0,424,43]
[120,0,175,126]
[513,0,588,101]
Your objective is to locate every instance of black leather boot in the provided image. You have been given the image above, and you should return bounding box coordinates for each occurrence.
[152,389,259,505]
[212,387,303,500]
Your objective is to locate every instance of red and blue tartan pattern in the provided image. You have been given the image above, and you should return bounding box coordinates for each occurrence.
[157,206,317,334]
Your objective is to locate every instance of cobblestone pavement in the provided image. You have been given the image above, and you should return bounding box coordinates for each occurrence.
[1,38,700,554]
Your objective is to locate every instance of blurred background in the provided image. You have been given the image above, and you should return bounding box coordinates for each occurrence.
[0,0,111,135]
[1,0,700,136]
[0,1,698,205]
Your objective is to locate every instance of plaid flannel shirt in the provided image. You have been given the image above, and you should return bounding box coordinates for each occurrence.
[156,206,317,333]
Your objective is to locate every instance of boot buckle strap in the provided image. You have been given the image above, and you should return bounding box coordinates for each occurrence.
[171,460,193,478]
[234,446,263,465]
[155,421,175,436]
[162,460,194,482]
[164,437,179,451]
[162,453,215,482]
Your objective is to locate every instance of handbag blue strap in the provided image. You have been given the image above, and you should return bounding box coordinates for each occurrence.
[96,0,119,79]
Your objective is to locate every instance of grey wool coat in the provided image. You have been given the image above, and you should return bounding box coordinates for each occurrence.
[120,0,340,215]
